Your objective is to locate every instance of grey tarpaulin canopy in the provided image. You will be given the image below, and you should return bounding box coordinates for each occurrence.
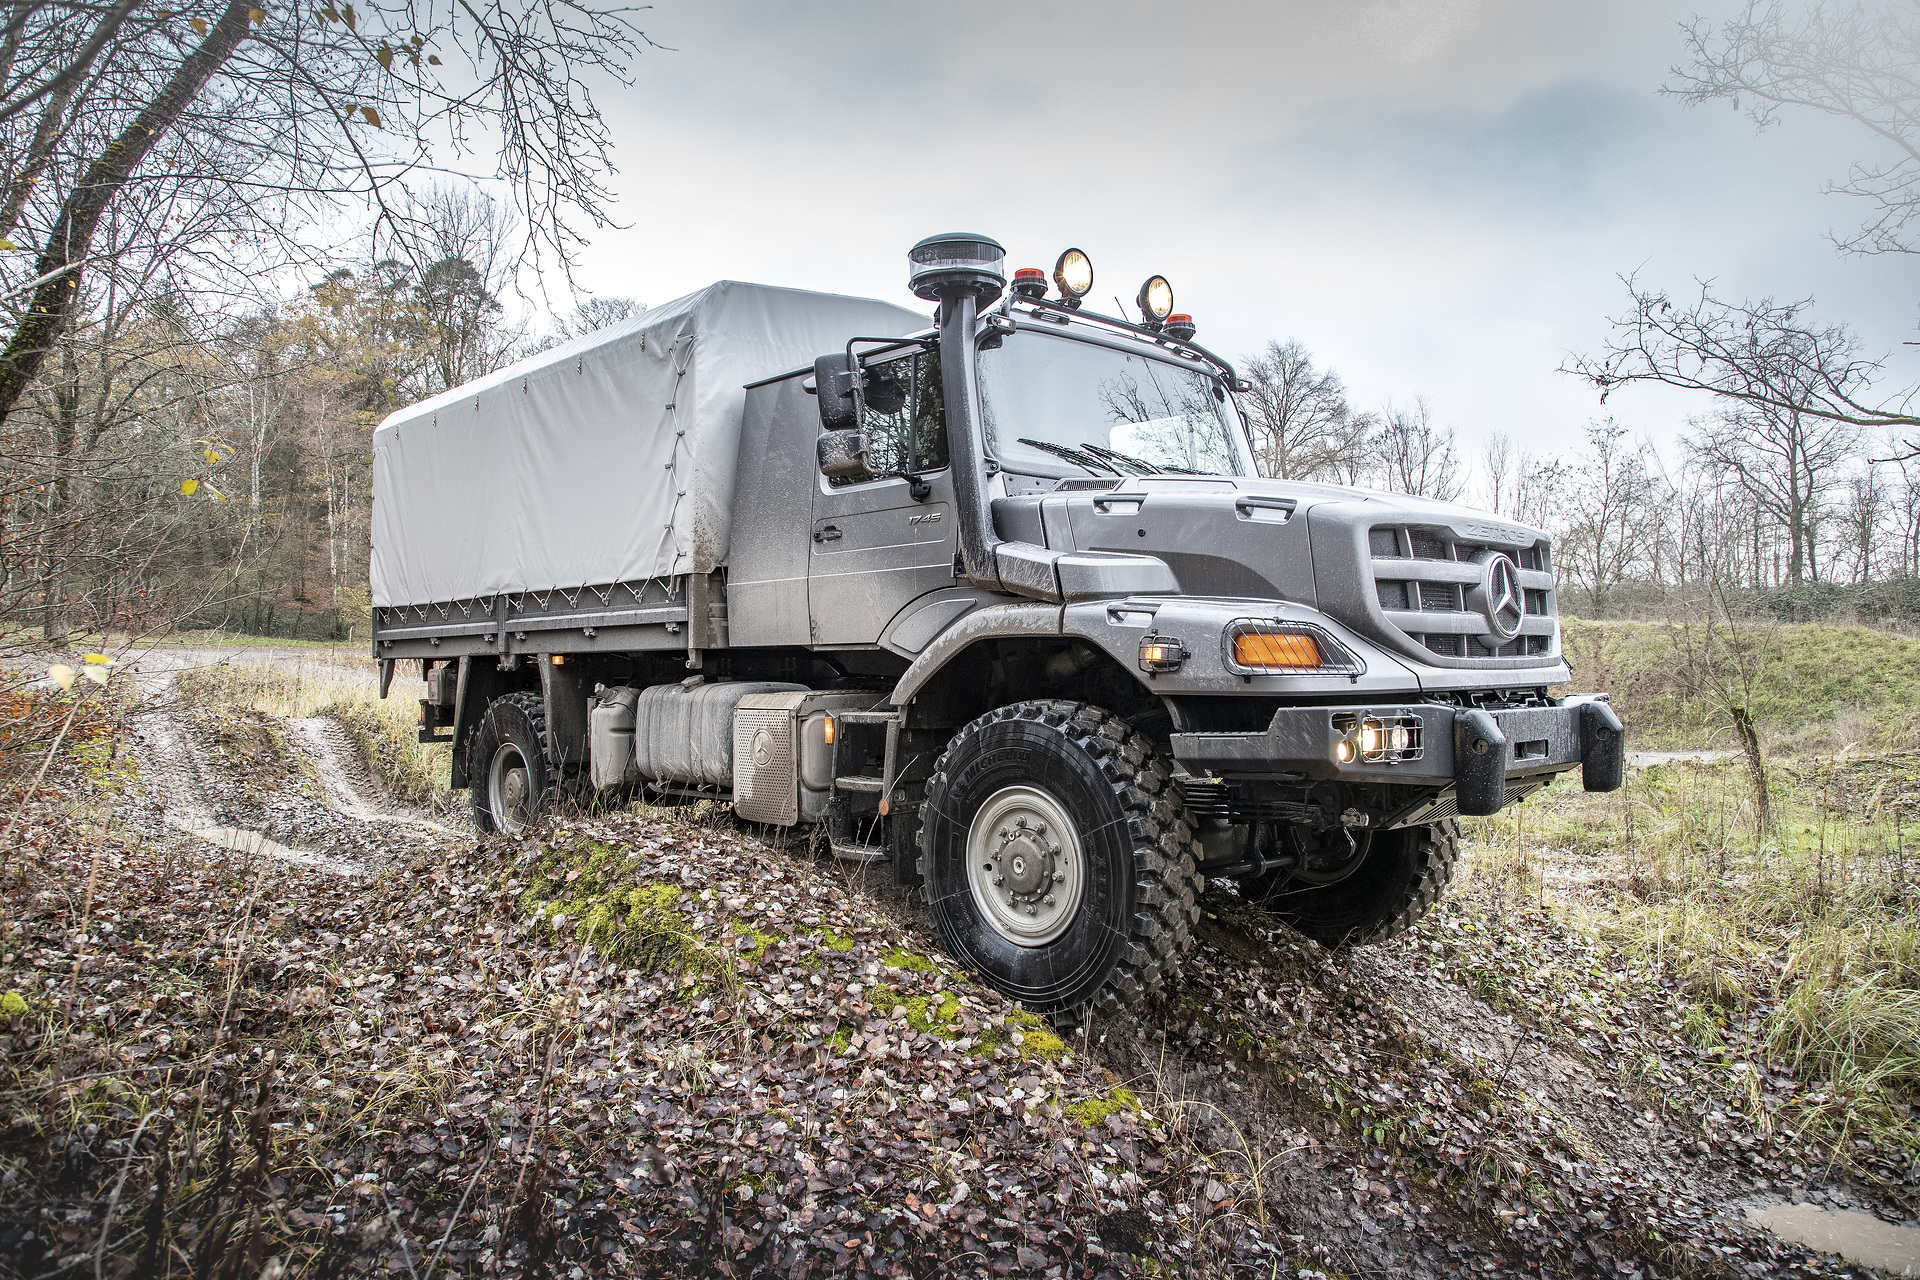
[370,280,928,608]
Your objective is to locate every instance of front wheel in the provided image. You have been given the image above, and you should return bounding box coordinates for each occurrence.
[919,700,1201,1019]
[1243,819,1459,948]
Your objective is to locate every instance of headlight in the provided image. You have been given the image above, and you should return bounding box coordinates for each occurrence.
[1053,247,1093,305]
[1332,712,1424,765]
[1137,275,1173,325]
[1223,621,1365,676]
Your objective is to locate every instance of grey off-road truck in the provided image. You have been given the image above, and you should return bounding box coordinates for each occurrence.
[370,232,1624,1020]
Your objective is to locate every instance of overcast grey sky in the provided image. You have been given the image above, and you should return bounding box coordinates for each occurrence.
[559,0,1916,467]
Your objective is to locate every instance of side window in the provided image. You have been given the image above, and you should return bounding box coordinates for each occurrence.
[833,347,948,486]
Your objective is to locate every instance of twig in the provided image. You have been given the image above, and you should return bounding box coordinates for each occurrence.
[63,834,106,1023]
[212,864,271,1048]
[422,1139,493,1280]
[92,1109,154,1280]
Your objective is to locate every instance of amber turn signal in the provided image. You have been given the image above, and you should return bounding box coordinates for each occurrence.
[1232,630,1323,670]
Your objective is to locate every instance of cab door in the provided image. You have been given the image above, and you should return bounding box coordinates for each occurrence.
[807,346,955,646]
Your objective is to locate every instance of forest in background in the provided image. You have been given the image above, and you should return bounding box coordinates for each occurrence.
[0,184,640,645]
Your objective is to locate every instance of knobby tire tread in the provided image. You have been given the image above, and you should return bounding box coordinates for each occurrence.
[920,699,1202,1024]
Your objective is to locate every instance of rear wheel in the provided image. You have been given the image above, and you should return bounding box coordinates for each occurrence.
[470,692,554,834]
[919,700,1201,1019]
[1243,819,1458,948]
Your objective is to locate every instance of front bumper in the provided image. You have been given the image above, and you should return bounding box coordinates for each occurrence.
[1170,695,1624,816]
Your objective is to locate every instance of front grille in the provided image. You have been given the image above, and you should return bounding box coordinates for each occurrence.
[1369,524,1558,665]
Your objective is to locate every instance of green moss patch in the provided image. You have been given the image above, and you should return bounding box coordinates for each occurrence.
[517,839,709,971]
[881,947,934,972]
[1067,1087,1140,1128]
[984,1008,1069,1063]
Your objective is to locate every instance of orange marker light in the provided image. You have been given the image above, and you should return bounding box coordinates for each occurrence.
[1233,630,1324,670]
[824,714,835,745]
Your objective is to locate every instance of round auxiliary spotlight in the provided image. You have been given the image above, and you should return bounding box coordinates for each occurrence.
[1137,275,1173,330]
[1053,247,1093,309]
[1011,267,1048,300]
[908,233,1006,303]
[1165,313,1196,342]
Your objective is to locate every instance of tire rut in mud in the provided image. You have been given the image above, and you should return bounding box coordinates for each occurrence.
[123,672,460,877]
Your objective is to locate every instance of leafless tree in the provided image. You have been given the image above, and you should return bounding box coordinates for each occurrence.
[549,295,643,342]
[1556,420,1665,614]
[1655,461,1776,833]
[1238,339,1364,480]
[1570,278,1914,429]
[1479,429,1569,531]
[1895,459,1920,579]
[1687,396,1855,586]
[1838,464,1890,582]
[1669,0,1920,259]
[1567,278,1916,465]
[0,0,661,430]
[385,186,526,392]
[1370,396,1463,502]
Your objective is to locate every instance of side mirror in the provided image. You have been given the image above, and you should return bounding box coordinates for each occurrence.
[814,353,860,430]
[817,429,872,480]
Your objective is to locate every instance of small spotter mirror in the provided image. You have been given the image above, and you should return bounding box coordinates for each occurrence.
[817,428,873,480]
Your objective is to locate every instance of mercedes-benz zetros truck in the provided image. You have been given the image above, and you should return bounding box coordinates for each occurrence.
[370,233,1624,1020]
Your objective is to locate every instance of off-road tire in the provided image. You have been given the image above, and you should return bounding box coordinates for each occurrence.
[468,692,587,832]
[918,700,1202,1020]
[1244,819,1459,948]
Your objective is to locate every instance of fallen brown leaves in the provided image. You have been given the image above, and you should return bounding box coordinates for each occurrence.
[1,746,1285,1277]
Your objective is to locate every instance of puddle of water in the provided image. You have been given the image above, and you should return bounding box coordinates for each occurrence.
[1747,1202,1920,1275]
[177,825,367,877]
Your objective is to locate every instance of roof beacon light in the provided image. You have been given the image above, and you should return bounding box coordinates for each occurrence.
[1165,313,1196,342]
[1011,267,1048,300]
[908,233,1006,303]
[1137,275,1174,330]
[1052,248,1093,309]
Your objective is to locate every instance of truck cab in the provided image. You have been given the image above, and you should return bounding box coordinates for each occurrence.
[373,233,1623,1023]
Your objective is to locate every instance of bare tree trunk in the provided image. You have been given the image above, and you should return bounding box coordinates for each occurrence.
[0,0,252,427]
[39,336,78,642]
[0,0,140,240]
[1731,703,1769,835]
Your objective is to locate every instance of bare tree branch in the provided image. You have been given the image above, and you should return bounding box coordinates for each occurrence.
[1668,0,1920,257]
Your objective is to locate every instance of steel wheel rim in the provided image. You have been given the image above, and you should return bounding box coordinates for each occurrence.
[489,742,534,833]
[965,785,1085,947]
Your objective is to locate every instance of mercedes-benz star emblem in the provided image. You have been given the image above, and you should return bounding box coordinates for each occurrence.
[1482,555,1525,640]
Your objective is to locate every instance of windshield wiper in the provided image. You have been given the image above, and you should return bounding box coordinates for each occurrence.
[1017,437,1121,476]
[1076,442,1156,476]
[1078,441,1205,477]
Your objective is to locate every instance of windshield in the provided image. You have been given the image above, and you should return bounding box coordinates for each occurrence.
[977,330,1248,478]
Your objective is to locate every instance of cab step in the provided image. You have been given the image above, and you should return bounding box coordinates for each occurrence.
[830,840,888,863]
[834,774,886,793]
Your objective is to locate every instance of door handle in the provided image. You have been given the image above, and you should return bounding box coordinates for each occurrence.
[814,525,842,543]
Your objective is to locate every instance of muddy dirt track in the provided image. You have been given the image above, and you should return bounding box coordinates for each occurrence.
[91,649,1920,1276]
